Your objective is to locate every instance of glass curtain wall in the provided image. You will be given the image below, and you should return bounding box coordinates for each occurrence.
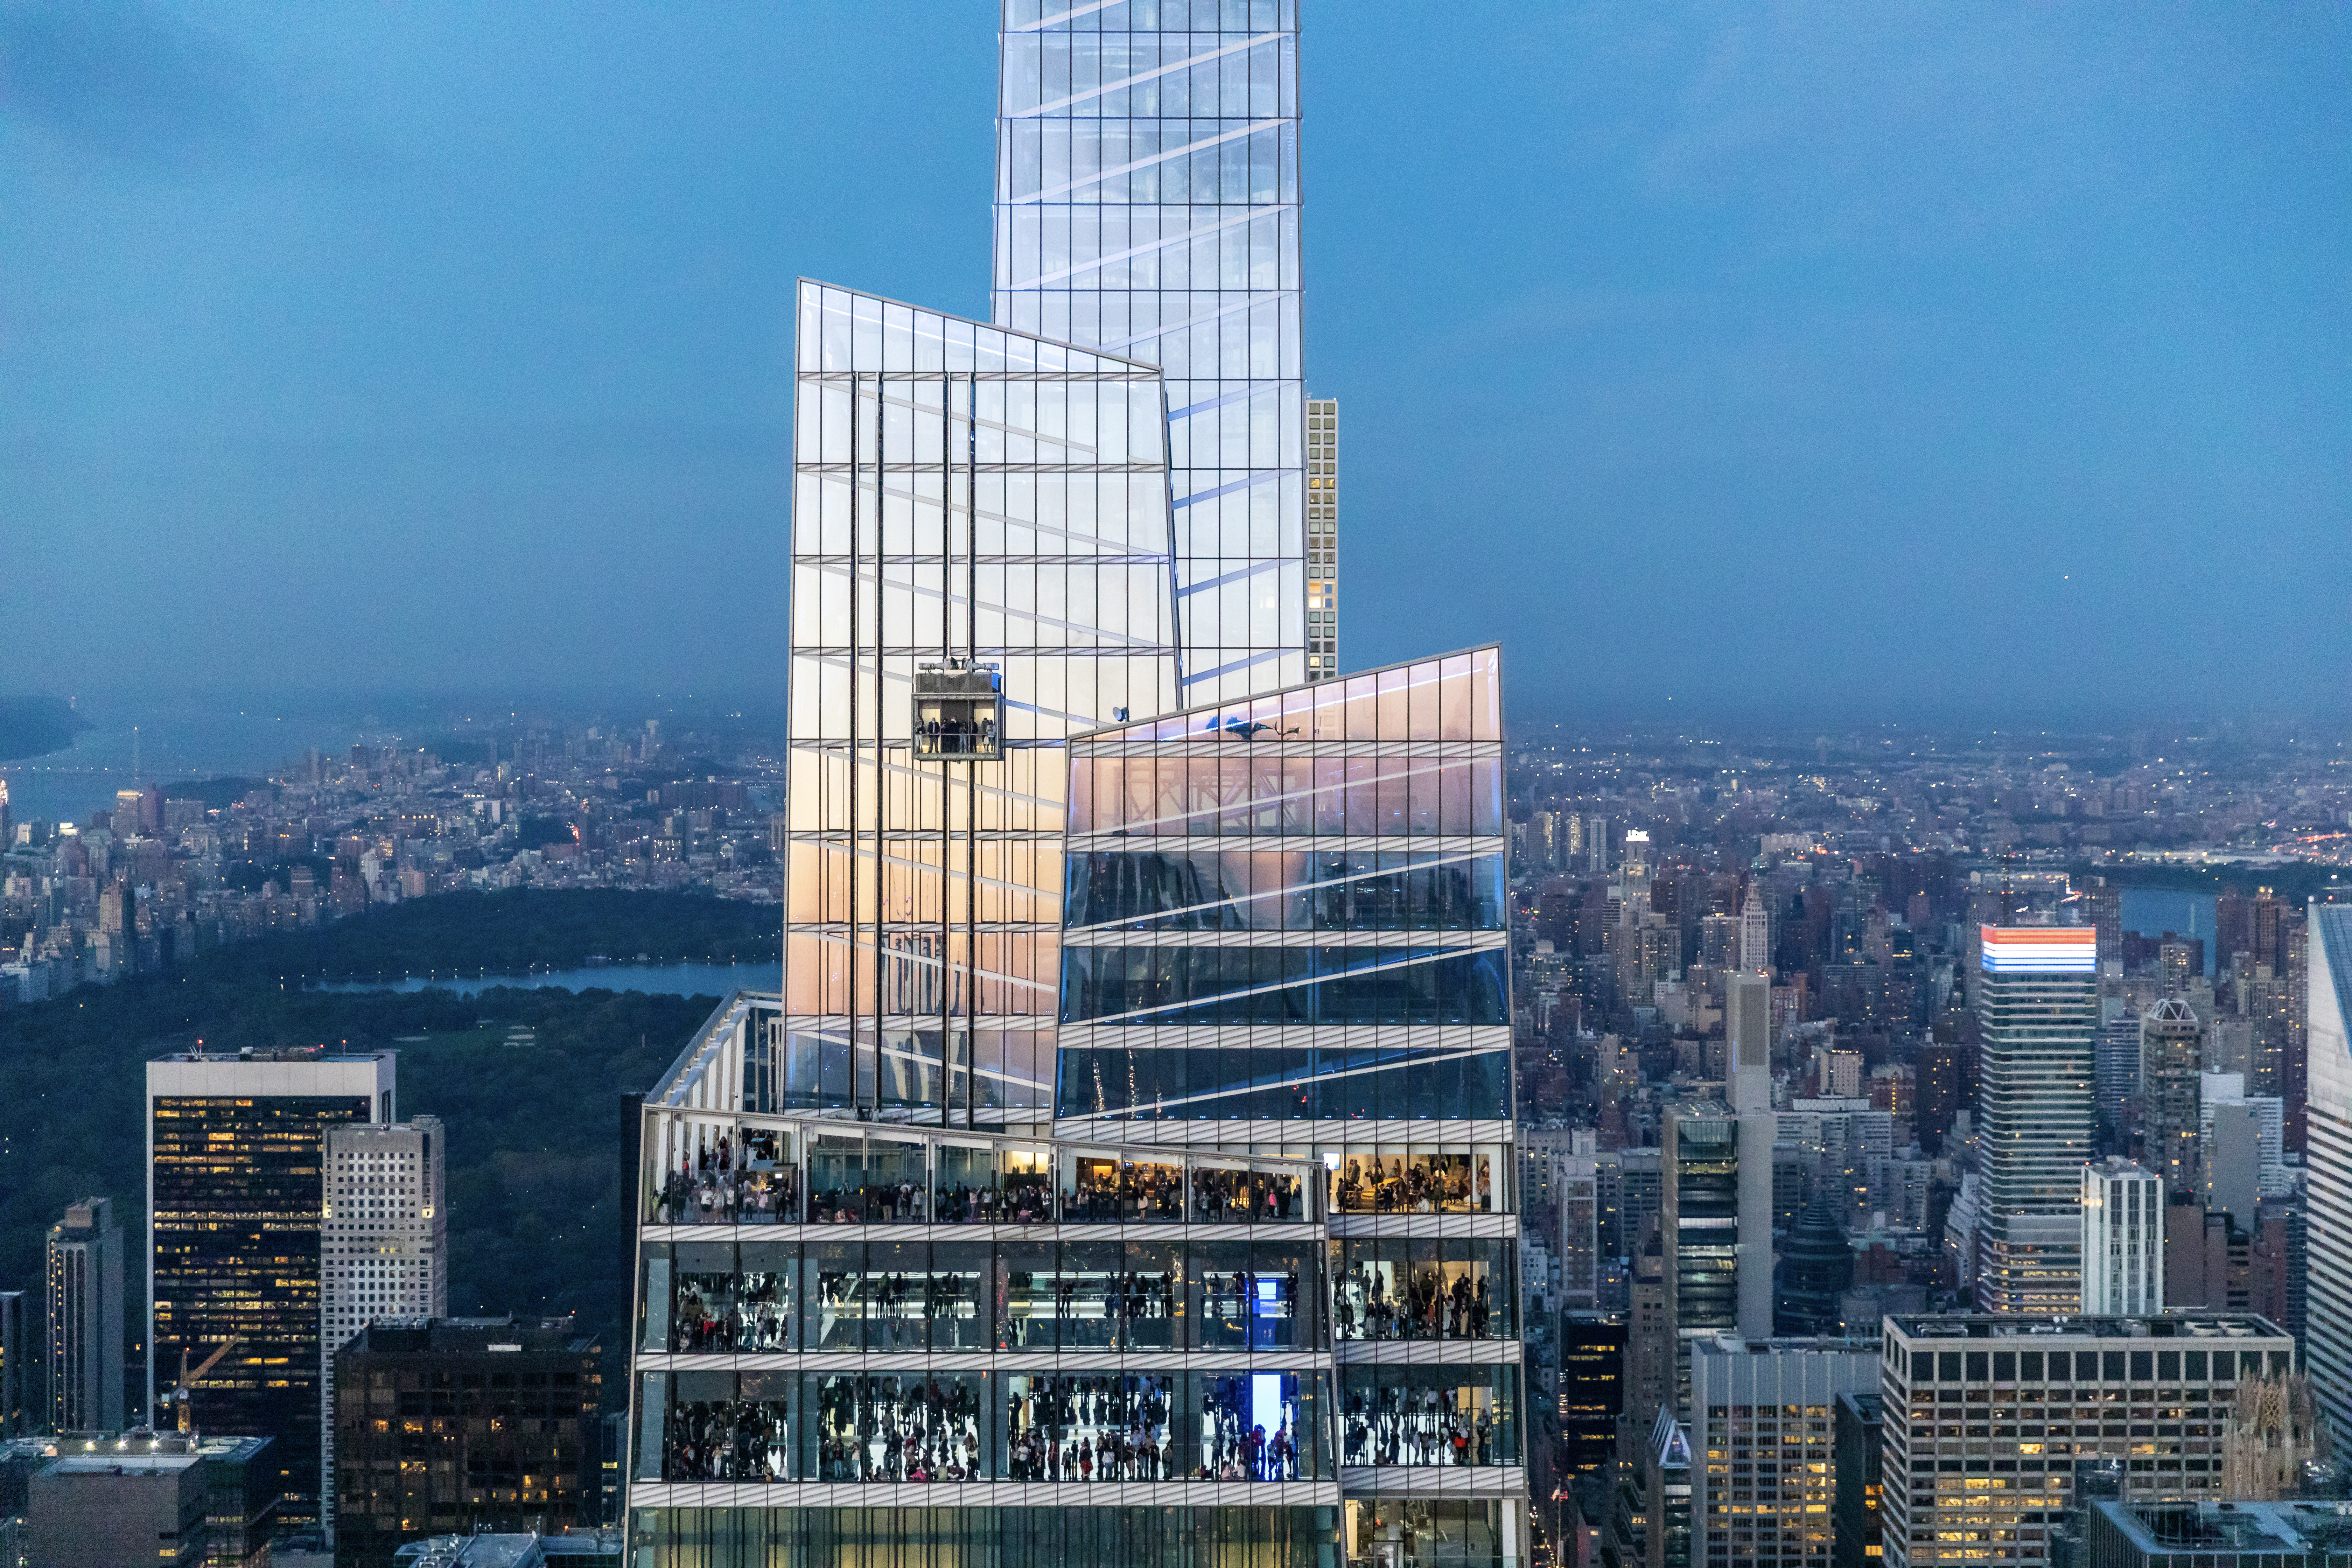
[1055,648,1528,1549]
[995,0,1307,704]
[783,281,1182,1127]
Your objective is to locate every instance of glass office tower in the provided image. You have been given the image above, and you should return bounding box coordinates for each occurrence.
[995,0,1308,704]
[776,280,1181,1130]
[1054,648,1526,1568]
[147,1050,396,1528]
[625,1097,1338,1567]
[1973,926,2099,1314]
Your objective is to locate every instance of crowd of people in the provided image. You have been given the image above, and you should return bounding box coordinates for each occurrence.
[1199,1377,1306,1481]
[1004,1375,1176,1481]
[669,1267,792,1351]
[1192,1166,1308,1223]
[1331,1261,1494,1342]
[651,1131,799,1225]
[1341,1387,1502,1468]
[1330,1153,1493,1214]
[807,1268,986,1350]
[1065,1162,1187,1221]
[1003,1266,1181,1349]
[813,1377,984,1483]
[662,1392,792,1482]
[930,1177,1053,1223]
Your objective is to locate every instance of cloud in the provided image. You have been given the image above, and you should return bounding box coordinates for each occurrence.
[0,0,264,170]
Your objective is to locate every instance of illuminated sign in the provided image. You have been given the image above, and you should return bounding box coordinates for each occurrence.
[1980,925,2098,974]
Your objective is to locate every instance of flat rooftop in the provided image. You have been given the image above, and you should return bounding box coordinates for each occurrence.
[2095,1500,2352,1554]
[1887,1312,2288,1340]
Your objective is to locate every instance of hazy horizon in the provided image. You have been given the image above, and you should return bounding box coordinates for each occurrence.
[4,3,2346,718]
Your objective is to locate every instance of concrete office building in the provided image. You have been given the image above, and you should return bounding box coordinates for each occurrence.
[2078,1159,2162,1316]
[1688,1337,1879,1568]
[2301,902,2352,1435]
[1974,926,2099,1314]
[1877,1311,2297,1568]
[321,1116,448,1545]
[44,1198,122,1434]
[147,1049,396,1528]
[1306,397,1339,679]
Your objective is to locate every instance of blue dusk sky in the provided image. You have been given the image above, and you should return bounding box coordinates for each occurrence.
[2,2,2345,724]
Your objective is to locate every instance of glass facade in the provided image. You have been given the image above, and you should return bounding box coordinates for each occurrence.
[996,1,1308,704]
[1055,650,1509,1128]
[1050,648,1528,1560]
[150,1085,380,1527]
[782,280,1182,1127]
[629,1106,1336,1521]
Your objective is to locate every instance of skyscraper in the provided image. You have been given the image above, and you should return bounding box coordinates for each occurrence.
[45,1197,123,1433]
[2079,1157,2163,1315]
[2302,902,2352,1436]
[0,1289,27,1437]
[321,1116,448,1544]
[1973,925,2098,1314]
[2140,998,2203,1197]
[1737,885,1771,976]
[774,279,1182,1129]
[994,1,1309,704]
[1727,971,1775,1340]
[1055,650,1525,1563]
[1689,1337,1879,1568]
[147,1050,394,1526]
[1305,397,1338,679]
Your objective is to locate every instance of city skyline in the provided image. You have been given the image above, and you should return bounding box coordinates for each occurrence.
[5,5,2347,716]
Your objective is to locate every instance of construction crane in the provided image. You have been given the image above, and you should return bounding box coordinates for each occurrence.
[168,1336,242,1434]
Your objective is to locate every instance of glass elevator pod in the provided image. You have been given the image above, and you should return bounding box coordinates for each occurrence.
[913,662,1004,761]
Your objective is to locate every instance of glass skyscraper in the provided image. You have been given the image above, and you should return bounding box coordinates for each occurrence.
[995,0,1308,704]
[1053,648,1526,1567]
[775,280,1181,1128]
[625,10,1525,1566]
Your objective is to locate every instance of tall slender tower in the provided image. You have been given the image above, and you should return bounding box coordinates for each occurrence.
[1728,971,1775,1340]
[1738,884,1771,976]
[2305,902,2352,1435]
[46,1197,124,1433]
[994,1,1308,702]
[1304,396,1338,678]
[1973,926,2098,1313]
[2139,998,2203,1197]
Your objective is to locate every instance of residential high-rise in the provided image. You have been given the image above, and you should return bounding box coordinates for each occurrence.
[147,1050,394,1527]
[993,1,1309,704]
[331,1317,601,1568]
[2079,1158,2163,1315]
[1305,397,1338,679]
[320,1117,447,1545]
[1974,925,2098,1314]
[2303,902,2352,1436]
[2140,999,2202,1197]
[46,1197,123,1434]
[1688,1336,1879,1568]
[1728,973,1775,1342]
[1878,1311,2296,1568]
